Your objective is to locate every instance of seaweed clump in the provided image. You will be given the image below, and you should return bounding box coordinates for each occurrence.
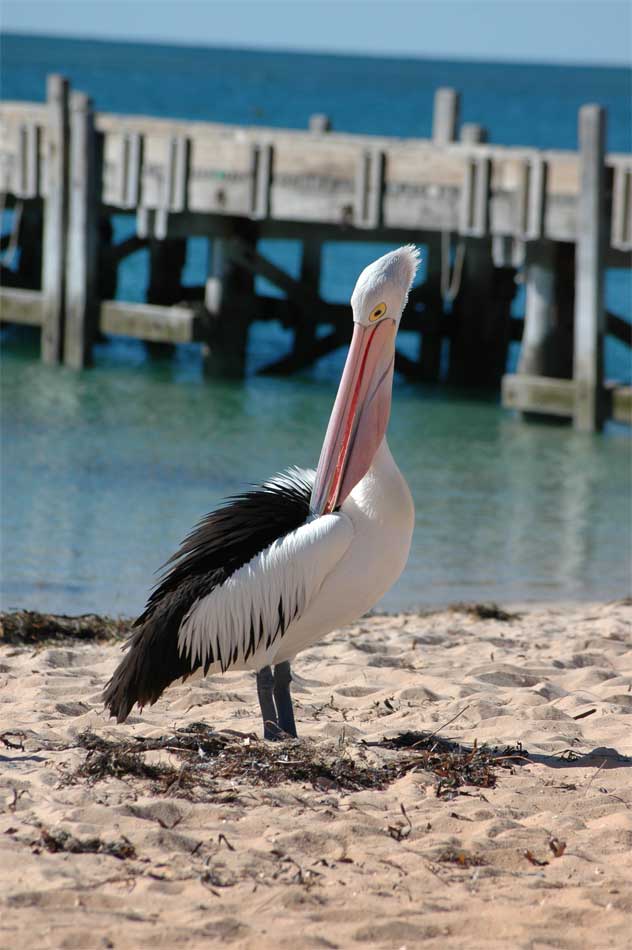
[71,726,396,797]
[0,610,128,646]
[372,731,524,797]
[37,828,136,860]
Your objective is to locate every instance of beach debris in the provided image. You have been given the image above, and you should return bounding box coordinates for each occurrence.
[451,603,520,622]
[36,827,136,860]
[70,727,396,796]
[369,731,514,797]
[66,722,519,801]
[0,610,127,646]
[437,848,487,868]
[523,849,549,867]
[387,803,412,841]
[548,837,567,858]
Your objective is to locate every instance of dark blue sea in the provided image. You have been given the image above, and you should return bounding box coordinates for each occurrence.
[1,34,631,615]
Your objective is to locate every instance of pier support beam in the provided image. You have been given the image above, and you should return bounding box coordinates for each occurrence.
[42,74,69,364]
[448,123,508,387]
[288,238,321,371]
[204,221,257,377]
[518,241,557,377]
[144,236,187,357]
[418,238,444,382]
[64,92,100,369]
[573,105,606,432]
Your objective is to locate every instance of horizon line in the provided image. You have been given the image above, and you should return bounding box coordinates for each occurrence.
[2,28,631,72]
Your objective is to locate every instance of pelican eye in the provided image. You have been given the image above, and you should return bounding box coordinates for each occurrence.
[369,302,387,322]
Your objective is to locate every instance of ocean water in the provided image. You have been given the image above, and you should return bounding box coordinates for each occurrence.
[1,34,631,615]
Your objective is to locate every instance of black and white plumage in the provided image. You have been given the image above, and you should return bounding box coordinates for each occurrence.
[103,468,314,722]
[104,246,420,739]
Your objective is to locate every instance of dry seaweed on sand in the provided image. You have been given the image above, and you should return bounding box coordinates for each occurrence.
[437,848,488,868]
[36,828,136,860]
[0,610,128,646]
[69,725,515,799]
[70,726,396,796]
[450,603,520,622]
[368,731,524,797]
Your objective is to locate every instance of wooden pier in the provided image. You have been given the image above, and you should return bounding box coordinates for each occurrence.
[1,76,630,431]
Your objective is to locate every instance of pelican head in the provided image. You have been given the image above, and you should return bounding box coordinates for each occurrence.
[310,246,419,515]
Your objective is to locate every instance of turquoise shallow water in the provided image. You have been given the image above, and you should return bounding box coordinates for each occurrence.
[1,35,631,614]
[2,337,630,615]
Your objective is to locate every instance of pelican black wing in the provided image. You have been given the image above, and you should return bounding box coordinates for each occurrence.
[103,469,313,722]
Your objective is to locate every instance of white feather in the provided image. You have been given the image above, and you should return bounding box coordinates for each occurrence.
[177,510,354,671]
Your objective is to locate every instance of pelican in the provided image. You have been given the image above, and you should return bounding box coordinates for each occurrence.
[104,245,418,739]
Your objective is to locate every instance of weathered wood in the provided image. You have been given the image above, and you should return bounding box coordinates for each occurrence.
[309,114,332,133]
[13,202,43,291]
[41,75,69,364]
[18,122,40,198]
[253,143,273,219]
[460,124,488,145]
[260,328,344,375]
[418,238,444,382]
[502,374,575,417]
[518,240,557,376]
[227,237,311,305]
[432,88,460,144]
[100,299,199,343]
[0,287,44,325]
[610,385,632,424]
[0,81,629,420]
[147,238,187,306]
[573,105,606,432]
[286,238,321,372]
[449,123,501,386]
[204,221,258,377]
[610,161,632,250]
[606,310,632,346]
[64,92,99,369]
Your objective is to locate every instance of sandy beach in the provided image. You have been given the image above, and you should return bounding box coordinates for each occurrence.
[1,600,631,949]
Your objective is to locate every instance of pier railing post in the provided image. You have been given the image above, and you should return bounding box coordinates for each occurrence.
[309,114,331,133]
[573,105,606,432]
[64,91,99,369]
[432,88,460,144]
[41,74,70,364]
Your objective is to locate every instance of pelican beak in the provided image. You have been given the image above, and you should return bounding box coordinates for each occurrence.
[310,319,396,515]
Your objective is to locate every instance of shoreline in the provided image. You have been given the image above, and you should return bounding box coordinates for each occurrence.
[2,600,631,948]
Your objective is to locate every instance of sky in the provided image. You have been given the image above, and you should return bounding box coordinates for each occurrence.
[2,0,631,66]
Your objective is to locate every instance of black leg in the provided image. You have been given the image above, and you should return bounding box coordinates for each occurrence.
[256,666,282,740]
[273,661,297,738]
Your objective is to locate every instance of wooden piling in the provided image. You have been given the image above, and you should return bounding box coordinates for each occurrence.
[448,123,500,387]
[143,236,187,356]
[419,92,462,382]
[204,222,257,377]
[309,114,331,133]
[288,238,321,371]
[432,88,460,144]
[518,240,557,377]
[14,203,43,291]
[573,105,606,432]
[41,75,69,364]
[417,239,443,383]
[64,92,99,369]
